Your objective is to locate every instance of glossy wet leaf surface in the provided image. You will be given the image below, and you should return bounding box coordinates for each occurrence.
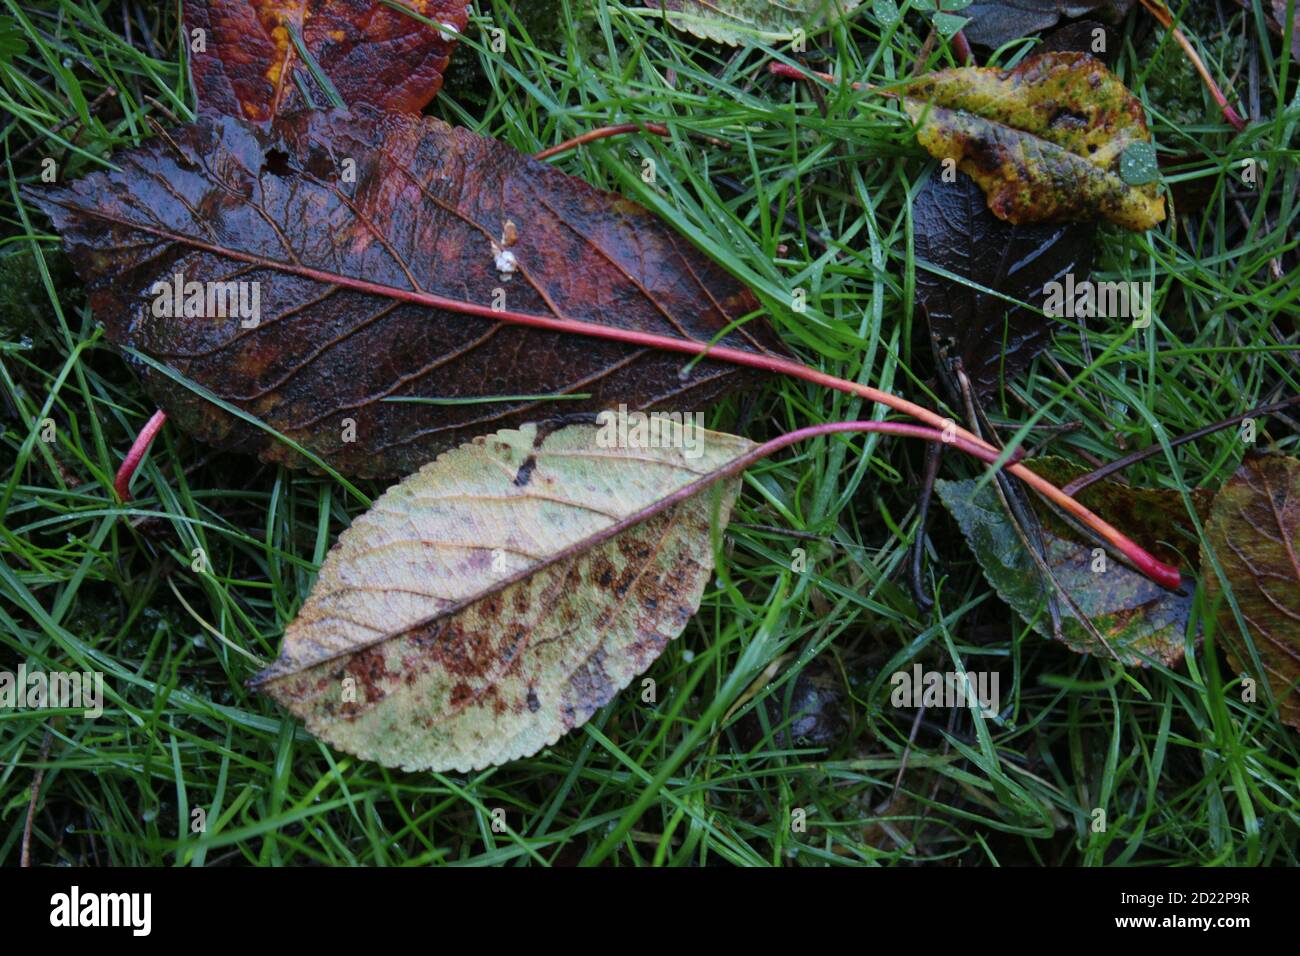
[912,171,1095,398]
[961,0,1133,47]
[185,0,468,123]
[902,52,1165,229]
[937,459,1204,666]
[1204,454,1300,730]
[253,420,755,772]
[28,109,784,478]
[644,0,863,45]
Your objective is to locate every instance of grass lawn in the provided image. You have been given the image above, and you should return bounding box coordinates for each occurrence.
[2,0,1298,866]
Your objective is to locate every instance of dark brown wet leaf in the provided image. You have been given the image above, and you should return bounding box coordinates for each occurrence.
[28,109,785,478]
[185,0,468,122]
[912,171,1095,398]
[1203,454,1300,730]
[1039,19,1118,61]
[902,51,1165,229]
[961,1,1134,48]
[253,419,755,772]
[937,458,1206,666]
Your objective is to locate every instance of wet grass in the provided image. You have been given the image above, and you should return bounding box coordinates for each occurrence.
[1,0,1297,866]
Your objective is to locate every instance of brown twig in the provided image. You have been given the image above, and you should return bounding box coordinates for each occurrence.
[1061,393,1300,496]
[144,93,183,127]
[911,29,940,77]
[10,87,117,164]
[909,440,943,611]
[20,728,54,867]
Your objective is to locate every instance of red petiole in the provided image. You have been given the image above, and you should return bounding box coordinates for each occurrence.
[114,408,167,501]
[101,156,1182,589]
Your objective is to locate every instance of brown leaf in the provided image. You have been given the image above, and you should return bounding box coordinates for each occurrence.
[1203,454,1300,730]
[961,1,1134,48]
[253,418,756,772]
[27,109,785,478]
[185,0,468,123]
[902,52,1166,230]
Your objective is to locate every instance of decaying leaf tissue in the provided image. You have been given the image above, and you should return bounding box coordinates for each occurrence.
[5,0,1298,880]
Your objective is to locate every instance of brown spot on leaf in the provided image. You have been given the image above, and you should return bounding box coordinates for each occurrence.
[513,454,537,487]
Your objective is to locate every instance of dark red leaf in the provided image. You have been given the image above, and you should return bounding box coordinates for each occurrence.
[28,109,786,478]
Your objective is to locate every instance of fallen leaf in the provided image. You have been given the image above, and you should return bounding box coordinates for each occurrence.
[185,0,468,123]
[643,0,863,45]
[936,459,1205,665]
[1271,0,1300,64]
[28,109,785,479]
[1203,454,1300,730]
[902,51,1166,229]
[961,1,1133,48]
[1039,19,1118,61]
[252,418,756,772]
[1232,0,1300,66]
[912,170,1095,397]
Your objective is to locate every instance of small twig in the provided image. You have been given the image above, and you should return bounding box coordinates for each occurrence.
[911,29,940,77]
[144,93,183,127]
[1023,420,1084,459]
[21,728,54,867]
[909,440,943,611]
[10,87,117,164]
[1138,0,1247,131]
[1062,393,1300,495]
[114,408,168,501]
[889,704,927,804]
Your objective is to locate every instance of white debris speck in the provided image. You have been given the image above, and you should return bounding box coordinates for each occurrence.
[493,220,520,275]
[493,246,518,275]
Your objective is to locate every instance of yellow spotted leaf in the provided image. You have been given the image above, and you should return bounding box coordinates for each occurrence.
[253,419,757,772]
[902,52,1166,230]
